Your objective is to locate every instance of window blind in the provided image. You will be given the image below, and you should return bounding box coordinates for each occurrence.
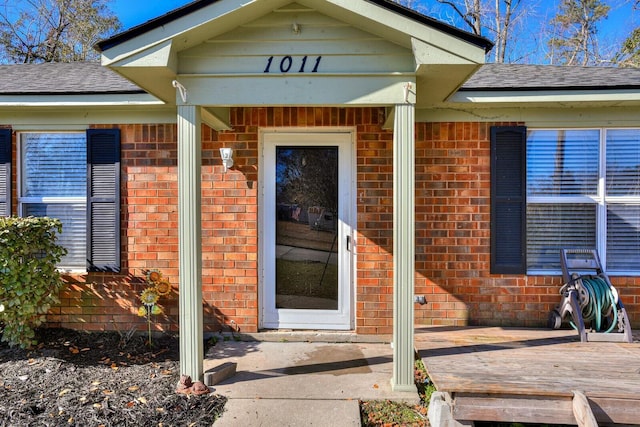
[23,203,86,269]
[607,205,640,270]
[527,130,599,197]
[527,204,596,270]
[606,129,640,197]
[20,133,87,270]
[21,133,86,198]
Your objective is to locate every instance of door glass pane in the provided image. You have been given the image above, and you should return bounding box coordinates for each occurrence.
[275,146,338,310]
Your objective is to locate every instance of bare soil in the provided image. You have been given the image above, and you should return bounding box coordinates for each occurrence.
[0,328,226,426]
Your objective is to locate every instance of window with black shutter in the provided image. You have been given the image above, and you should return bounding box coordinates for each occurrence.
[490,126,526,274]
[0,129,11,217]
[87,129,121,272]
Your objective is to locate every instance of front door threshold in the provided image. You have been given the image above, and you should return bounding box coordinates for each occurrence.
[231,330,392,343]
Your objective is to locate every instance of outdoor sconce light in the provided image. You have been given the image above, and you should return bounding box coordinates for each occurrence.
[220,147,234,172]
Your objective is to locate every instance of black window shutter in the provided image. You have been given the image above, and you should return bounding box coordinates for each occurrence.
[87,129,121,272]
[491,126,526,274]
[0,129,11,217]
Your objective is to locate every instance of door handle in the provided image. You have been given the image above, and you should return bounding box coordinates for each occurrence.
[346,235,351,252]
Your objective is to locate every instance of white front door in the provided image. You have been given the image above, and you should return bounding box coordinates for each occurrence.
[261,131,354,330]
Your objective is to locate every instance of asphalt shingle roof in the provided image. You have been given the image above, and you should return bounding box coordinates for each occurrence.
[0,62,143,95]
[461,63,640,91]
[2,62,640,96]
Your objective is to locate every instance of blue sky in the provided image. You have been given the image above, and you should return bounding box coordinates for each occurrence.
[111,0,194,29]
[111,0,635,32]
[110,0,638,64]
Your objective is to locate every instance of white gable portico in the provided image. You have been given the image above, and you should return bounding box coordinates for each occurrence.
[97,0,491,391]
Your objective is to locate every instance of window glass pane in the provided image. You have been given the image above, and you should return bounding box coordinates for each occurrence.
[527,130,599,196]
[527,204,596,270]
[606,129,640,196]
[21,133,86,197]
[607,205,640,270]
[23,203,86,269]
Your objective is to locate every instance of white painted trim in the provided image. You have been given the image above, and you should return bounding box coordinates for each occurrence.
[1,108,178,128]
[450,89,640,104]
[0,94,163,106]
[416,106,640,127]
[259,128,356,330]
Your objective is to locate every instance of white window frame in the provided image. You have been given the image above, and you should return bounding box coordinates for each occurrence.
[17,131,87,273]
[527,127,640,276]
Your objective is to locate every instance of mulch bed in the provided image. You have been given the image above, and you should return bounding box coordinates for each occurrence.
[0,328,226,426]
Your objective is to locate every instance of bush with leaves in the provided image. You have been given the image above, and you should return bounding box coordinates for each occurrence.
[0,216,67,348]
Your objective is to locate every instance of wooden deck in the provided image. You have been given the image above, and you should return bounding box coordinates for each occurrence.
[415,327,640,425]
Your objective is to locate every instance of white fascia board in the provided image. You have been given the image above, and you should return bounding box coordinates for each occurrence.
[418,105,640,128]
[113,39,177,69]
[412,37,481,67]
[0,106,177,128]
[450,89,640,104]
[101,0,290,65]
[299,0,486,63]
[180,74,416,106]
[0,93,164,106]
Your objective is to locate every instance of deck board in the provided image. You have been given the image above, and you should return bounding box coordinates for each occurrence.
[416,327,640,424]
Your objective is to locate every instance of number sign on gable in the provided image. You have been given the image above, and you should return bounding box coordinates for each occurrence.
[264,56,322,73]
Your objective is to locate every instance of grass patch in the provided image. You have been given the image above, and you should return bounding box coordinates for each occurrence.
[360,400,428,427]
[360,358,432,427]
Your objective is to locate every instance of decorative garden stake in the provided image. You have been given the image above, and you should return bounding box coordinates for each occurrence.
[137,269,172,346]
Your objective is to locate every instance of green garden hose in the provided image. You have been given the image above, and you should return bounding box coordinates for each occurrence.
[571,276,618,333]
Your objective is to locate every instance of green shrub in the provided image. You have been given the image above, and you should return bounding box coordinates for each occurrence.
[0,216,67,348]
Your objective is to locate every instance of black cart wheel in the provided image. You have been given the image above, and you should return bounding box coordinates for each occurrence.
[548,310,562,329]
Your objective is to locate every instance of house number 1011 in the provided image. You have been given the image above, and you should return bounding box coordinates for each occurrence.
[264,55,322,73]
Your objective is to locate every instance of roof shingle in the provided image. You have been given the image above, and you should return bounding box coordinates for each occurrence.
[2,62,640,96]
[0,62,143,94]
[461,63,640,91]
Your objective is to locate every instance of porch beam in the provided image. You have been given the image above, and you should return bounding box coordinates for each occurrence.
[177,104,204,381]
[392,93,416,392]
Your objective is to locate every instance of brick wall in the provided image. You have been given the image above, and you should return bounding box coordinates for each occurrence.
[14,113,639,333]
[47,107,399,335]
[414,122,640,328]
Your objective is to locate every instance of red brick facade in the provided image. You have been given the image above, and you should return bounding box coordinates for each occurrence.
[6,108,638,333]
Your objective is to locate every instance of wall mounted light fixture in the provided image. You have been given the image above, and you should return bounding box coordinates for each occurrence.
[220,147,234,172]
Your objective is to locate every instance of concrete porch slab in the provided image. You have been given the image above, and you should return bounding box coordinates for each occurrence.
[205,340,419,425]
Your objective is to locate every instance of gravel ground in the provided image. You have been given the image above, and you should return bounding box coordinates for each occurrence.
[0,329,226,427]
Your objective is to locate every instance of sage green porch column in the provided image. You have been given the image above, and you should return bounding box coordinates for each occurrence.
[392,101,416,392]
[177,104,204,381]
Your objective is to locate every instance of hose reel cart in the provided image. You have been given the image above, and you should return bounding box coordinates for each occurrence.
[548,249,633,343]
